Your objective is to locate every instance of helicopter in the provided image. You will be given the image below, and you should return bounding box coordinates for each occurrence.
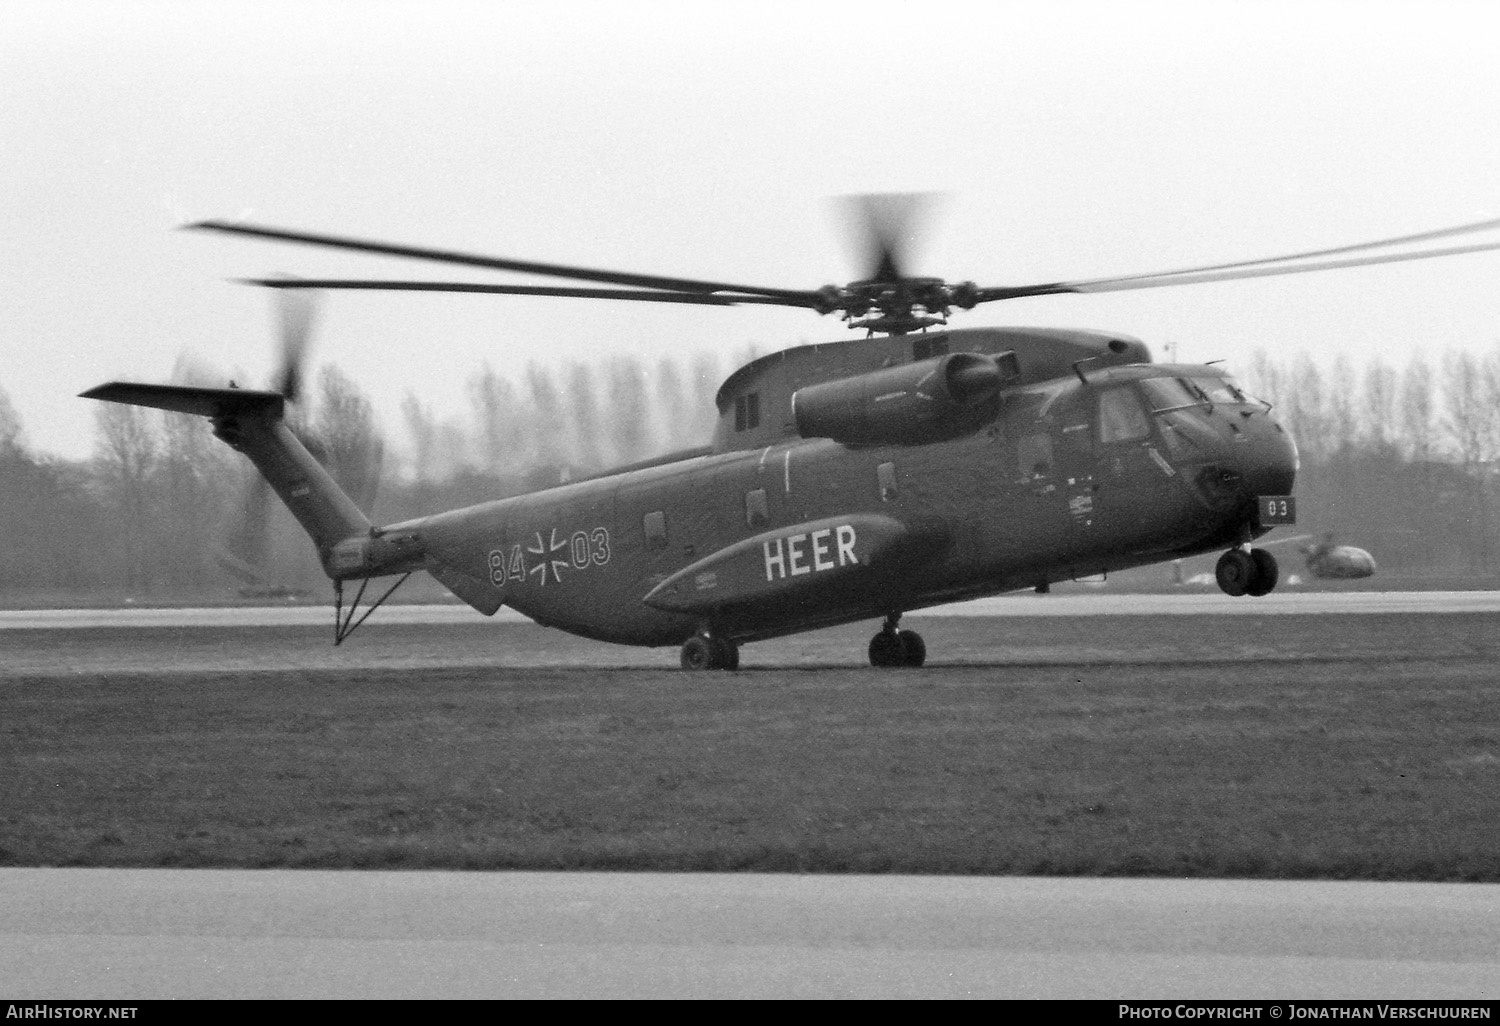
[83,200,1500,668]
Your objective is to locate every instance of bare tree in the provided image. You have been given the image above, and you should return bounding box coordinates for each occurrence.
[1325,355,1357,456]
[468,363,524,475]
[92,401,162,589]
[313,365,385,517]
[688,351,724,442]
[1281,355,1332,466]
[524,362,568,473]
[400,391,443,513]
[155,410,235,586]
[565,362,603,472]
[1441,351,1494,468]
[1359,359,1398,453]
[0,386,24,454]
[605,356,651,465]
[1440,350,1498,570]
[1400,355,1436,463]
[653,356,692,450]
[1243,351,1285,410]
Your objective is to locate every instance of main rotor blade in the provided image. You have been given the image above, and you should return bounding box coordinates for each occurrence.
[1072,216,1500,290]
[189,220,811,301]
[239,278,820,308]
[973,220,1500,304]
[1020,239,1500,300]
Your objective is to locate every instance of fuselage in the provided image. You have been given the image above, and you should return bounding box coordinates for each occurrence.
[393,354,1298,647]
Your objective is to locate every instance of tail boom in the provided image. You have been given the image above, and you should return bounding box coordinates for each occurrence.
[81,382,407,580]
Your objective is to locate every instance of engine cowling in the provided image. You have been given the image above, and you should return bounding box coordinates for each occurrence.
[792,351,1016,446]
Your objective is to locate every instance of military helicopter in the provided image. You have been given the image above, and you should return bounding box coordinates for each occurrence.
[83,200,1500,668]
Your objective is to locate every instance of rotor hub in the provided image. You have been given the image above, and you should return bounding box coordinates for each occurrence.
[816,277,983,334]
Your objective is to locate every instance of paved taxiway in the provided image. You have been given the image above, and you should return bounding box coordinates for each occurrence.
[2,589,1496,630]
[3,870,1498,999]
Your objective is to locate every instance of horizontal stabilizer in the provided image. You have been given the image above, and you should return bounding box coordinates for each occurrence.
[79,383,285,419]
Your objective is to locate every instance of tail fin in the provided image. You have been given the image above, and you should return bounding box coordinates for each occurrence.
[81,383,373,577]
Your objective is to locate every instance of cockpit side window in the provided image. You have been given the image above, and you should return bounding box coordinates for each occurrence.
[1098,388,1150,443]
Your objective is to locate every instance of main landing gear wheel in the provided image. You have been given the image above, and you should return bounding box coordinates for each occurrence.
[679,634,739,671]
[714,637,740,670]
[1215,547,1278,597]
[897,629,926,667]
[869,615,926,668]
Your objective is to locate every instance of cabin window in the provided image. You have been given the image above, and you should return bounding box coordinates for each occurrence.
[1098,388,1150,443]
[745,488,768,527]
[877,461,898,502]
[734,392,761,431]
[912,336,949,361]
[994,350,1022,384]
[1018,435,1053,479]
[643,510,668,550]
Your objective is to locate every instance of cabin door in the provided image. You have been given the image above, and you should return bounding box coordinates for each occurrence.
[1053,417,1098,561]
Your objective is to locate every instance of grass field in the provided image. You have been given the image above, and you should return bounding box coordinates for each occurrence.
[2,613,1497,878]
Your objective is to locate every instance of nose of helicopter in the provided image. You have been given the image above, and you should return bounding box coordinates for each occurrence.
[1235,411,1299,498]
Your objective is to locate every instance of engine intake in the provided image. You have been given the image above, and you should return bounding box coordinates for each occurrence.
[792,351,1017,446]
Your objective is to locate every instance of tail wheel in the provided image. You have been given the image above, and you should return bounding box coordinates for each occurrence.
[1246,548,1279,597]
[1215,549,1254,596]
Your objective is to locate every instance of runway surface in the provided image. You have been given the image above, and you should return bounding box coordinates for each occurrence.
[2,588,1496,630]
[3,591,1495,999]
[3,870,1498,999]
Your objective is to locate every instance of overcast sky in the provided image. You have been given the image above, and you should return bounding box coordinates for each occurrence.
[5,0,1499,460]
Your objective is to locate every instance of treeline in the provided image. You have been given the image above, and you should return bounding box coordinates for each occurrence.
[1238,349,1500,576]
[1,344,1498,599]
[0,353,733,597]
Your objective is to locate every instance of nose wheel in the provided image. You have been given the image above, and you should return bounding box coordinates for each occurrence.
[869,613,926,667]
[1215,547,1278,597]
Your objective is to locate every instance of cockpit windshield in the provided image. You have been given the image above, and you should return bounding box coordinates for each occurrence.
[1139,374,1257,412]
[1189,376,1253,405]
[1139,377,1199,412]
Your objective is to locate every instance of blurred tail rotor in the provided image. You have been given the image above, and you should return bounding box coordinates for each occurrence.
[271,282,386,515]
[215,283,325,594]
[272,277,318,404]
